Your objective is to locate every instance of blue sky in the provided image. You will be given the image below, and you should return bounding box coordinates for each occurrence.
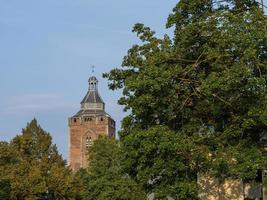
[0,0,266,159]
[0,0,178,158]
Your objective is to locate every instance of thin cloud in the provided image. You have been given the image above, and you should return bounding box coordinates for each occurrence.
[0,94,76,116]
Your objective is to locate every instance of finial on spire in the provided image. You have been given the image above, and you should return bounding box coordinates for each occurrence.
[91,65,95,74]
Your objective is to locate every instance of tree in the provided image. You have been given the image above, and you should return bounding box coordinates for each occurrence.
[104,0,267,198]
[0,179,11,200]
[0,119,78,200]
[121,126,199,199]
[84,136,145,200]
[73,169,91,200]
[0,142,15,200]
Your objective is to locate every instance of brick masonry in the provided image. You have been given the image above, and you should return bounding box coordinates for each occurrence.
[68,75,116,172]
[69,115,115,171]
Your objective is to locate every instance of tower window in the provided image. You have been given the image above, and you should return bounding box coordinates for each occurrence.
[84,117,93,122]
[100,117,104,121]
[86,136,93,149]
[73,118,77,123]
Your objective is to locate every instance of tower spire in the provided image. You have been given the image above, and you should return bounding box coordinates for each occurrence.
[88,75,98,91]
[91,65,95,74]
[79,73,105,111]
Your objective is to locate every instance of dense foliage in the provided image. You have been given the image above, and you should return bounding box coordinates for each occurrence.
[104,0,267,199]
[0,119,80,200]
[79,136,145,200]
[0,122,144,200]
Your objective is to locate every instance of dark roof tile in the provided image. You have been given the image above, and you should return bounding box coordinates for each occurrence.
[81,90,104,104]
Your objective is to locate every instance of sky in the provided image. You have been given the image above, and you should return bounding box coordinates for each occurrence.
[0,0,266,160]
[0,0,178,159]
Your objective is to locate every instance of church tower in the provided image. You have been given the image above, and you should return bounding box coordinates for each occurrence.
[68,75,116,171]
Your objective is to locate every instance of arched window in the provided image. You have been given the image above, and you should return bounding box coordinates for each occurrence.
[86,136,93,149]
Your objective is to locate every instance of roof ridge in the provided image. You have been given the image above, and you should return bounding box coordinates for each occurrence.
[93,90,96,103]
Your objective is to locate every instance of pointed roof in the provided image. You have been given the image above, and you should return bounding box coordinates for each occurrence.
[88,76,97,81]
[81,75,105,107]
[73,76,106,117]
[81,90,104,104]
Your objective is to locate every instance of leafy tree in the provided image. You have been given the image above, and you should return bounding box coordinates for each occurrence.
[122,126,199,199]
[0,142,16,200]
[0,179,11,200]
[85,136,145,200]
[73,169,91,200]
[0,119,78,200]
[104,0,267,198]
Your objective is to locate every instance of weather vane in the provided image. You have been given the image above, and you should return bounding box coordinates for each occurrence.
[91,65,95,74]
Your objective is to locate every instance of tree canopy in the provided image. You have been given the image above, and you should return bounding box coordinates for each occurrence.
[104,0,267,198]
[0,119,80,200]
[81,136,145,200]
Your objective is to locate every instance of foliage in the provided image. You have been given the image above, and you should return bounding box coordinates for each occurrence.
[122,126,198,199]
[104,0,267,198]
[84,136,146,200]
[0,119,78,200]
[0,179,11,200]
[72,169,91,200]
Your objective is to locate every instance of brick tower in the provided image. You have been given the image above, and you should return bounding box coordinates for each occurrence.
[68,75,116,171]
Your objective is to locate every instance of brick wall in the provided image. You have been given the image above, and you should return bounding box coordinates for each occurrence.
[68,115,115,171]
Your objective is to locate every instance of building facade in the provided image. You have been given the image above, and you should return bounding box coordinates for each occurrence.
[198,133,267,200]
[198,173,266,200]
[68,76,116,171]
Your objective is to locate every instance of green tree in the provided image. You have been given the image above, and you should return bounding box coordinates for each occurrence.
[122,126,199,199]
[85,136,145,200]
[73,169,91,200]
[104,0,267,198]
[0,119,78,200]
[0,179,11,200]
[0,141,16,200]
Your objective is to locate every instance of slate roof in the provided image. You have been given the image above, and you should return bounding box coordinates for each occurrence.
[71,75,108,118]
[80,90,104,104]
[88,76,97,81]
[73,109,109,117]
